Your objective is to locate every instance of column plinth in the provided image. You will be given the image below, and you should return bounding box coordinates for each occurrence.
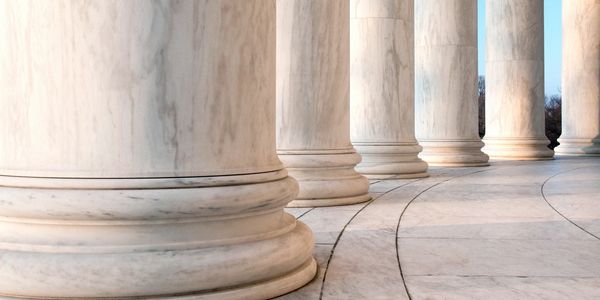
[349,0,429,179]
[482,0,554,160]
[278,150,371,207]
[481,138,554,160]
[415,0,489,167]
[277,0,370,206]
[352,144,428,179]
[418,140,489,167]
[556,139,600,156]
[0,1,315,298]
[555,0,600,156]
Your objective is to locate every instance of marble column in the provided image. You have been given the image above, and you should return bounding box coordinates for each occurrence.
[556,0,600,156]
[0,1,316,299]
[414,0,489,167]
[277,0,371,206]
[349,0,428,178]
[483,0,554,160]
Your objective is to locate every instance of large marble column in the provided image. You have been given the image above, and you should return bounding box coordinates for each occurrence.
[556,0,600,156]
[483,0,554,160]
[349,0,428,178]
[0,1,316,299]
[414,0,489,167]
[277,0,370,206]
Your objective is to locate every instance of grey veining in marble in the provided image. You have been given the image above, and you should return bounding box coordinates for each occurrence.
[0,1,316,299]
[0,0,283,178]
[277,0,370,207]
[482,0,554,160]
[556,0,600,156]
[349,0,428,179]
[415,0,489,167]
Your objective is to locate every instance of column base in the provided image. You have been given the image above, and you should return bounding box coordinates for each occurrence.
[482,137,554,160]
[278,149,371,207]
[555,138,600,156]
[353,143,429,179]
[418,140,490,167]
[0,171,316,299]
[1,249,317,300]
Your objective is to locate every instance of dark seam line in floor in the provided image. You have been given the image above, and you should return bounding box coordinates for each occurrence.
[318,178,424,300]
[296,207,316,220]
[540,166,600,241]
[395,236,597,241]
[395,168,495,300]
[406,274,600,279]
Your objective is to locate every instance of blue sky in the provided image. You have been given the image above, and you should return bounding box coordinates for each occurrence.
[477,0,562,96]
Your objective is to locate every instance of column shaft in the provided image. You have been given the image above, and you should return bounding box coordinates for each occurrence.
[483,0,554,160]
[349,0,428,178]
[556,0,600,156]
[277,0,370,206]
[415,0,489,167]
[0,1,315,298]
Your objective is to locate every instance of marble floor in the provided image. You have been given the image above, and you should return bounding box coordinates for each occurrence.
[279,157,600,300]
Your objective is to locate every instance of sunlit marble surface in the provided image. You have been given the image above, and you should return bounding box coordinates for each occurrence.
[0,0,282,178]
[556,0,600,156]
[276,0,370,206]
[414,0,488,167]
[482,0,553,160]
[349,0,428,178]
[281,157,600,299]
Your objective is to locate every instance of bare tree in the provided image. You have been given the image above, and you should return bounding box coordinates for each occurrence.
[545,94,562,149]
[478,76,485,138]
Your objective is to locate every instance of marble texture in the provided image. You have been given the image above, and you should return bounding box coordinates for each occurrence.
[482,0,554,160]
[277,0,370,206]
[543,166,600,238]
[276,244,333,300]
[397,183,596,240]
[278,183,380,300]
[0,0,280,178]
[415,0,489,167]
[405,276,600,300]
[283,158,600,299]
[556,0,600,156]
[400,238,600,277]
[297,204,365,244]
[0,1,316,299]
[349,0,428,179]
[321,176,470,300]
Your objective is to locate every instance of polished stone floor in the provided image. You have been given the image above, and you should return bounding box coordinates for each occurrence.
[279,157,600,300]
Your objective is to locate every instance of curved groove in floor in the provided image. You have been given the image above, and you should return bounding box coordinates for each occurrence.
[394,168,495,299]
[541,166,600,240]
[283,158,600,299]
[395,160,600,299]
[318,178,424,300]
[296,207,315,220]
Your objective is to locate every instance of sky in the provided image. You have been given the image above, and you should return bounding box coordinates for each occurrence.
[477,0,563,96]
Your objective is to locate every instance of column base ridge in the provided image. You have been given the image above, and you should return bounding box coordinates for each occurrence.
[418,140,490,167]
[0,222,316,300]
[0,257,317,300]
[555,138,600,156]
[482,137,554,160]
[0,171,316,299]
[278,150,371,207]
[353,143,429,179]
[287,193,371,207]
